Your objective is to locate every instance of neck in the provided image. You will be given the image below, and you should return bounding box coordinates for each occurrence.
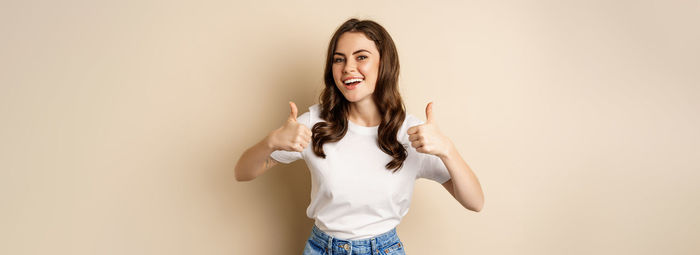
[348,98,381,127]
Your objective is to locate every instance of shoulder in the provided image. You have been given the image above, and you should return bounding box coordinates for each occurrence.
[308,103,321,118]
[404,113,425,128]
[398,113,425,142]
[296,103,323,128]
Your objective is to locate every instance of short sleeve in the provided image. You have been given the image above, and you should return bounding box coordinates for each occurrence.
[417,153,452,184]
[270,149,302,164]
[269,111,312,164]
[404,114,451,184]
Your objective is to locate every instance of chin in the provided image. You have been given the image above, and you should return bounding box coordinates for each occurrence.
[337,86,373,103]
[344,94,371,103]
[342,95,359,102]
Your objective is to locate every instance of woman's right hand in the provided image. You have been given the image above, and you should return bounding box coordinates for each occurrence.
[266,101,312,152]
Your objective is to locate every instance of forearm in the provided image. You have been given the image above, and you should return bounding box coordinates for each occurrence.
[440,143,484,211]
[234,133,278,182]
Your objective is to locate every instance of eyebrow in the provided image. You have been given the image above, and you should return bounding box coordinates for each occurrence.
[333,49,372,56]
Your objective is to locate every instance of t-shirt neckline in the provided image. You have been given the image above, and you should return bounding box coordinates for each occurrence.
[347,119,379,135]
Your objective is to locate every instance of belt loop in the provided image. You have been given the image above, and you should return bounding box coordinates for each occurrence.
[326,235,333,255]
[371,238,377,255]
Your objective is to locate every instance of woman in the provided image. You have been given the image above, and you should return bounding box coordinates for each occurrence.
[235,18,484,255]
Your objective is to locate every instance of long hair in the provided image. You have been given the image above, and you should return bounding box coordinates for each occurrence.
[311,18,407,172]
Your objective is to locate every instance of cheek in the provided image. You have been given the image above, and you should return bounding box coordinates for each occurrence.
[358,62,379,80]
[332,66,342,82]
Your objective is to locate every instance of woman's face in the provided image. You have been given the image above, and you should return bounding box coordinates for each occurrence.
[332,32,380,103]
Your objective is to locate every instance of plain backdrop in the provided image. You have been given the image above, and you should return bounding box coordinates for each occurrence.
[1,0,698,254]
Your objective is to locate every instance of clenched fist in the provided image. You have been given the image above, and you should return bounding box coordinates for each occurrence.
[267,101,312,152]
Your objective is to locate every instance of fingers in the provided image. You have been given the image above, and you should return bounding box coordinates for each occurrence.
[412,141,431,154]
[304,126,312,137]
[289,138,310,152]
[300,132,311,142]
[294,143,304,152]
[411,140,423,149]
[300,138,311,151]
[288,101,298,122]
[280,121,311,152]
[293,133,311,145]
[409,130,429,153]
[425,102,434,123]
[276,101,313,152]
[298,125,312,141]
[407,126,418,135]
[292,128,312,152]
[300,133,312,145]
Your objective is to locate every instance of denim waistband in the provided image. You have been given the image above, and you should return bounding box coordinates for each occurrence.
[310,225,401,254]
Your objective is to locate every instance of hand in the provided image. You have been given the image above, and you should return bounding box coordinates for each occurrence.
[267,101,312,152]
[407,102,453,158]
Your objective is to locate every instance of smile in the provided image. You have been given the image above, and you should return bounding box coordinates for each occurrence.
[344,81,361,90]
[342,77,364,90]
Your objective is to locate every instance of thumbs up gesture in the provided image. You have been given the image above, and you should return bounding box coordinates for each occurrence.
[407,102,453,158]
[268,101,312,152]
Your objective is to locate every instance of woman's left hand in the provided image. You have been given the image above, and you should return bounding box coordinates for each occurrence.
[407,102,454,158]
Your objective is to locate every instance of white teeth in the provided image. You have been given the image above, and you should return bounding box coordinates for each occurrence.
[344,78,363,84]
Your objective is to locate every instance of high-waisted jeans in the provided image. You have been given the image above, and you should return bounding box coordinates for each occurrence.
[302,225,406,255]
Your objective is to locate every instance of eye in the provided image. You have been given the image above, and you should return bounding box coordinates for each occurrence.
[357,55,368,61]
[333,57,344,63]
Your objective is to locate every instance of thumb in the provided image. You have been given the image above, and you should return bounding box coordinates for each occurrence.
[288,101,298,122]
[425,102,434,123]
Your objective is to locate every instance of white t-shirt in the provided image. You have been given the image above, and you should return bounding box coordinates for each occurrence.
[270,104,451,240]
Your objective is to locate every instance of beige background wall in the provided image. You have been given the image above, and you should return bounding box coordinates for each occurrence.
[1,0,698,254]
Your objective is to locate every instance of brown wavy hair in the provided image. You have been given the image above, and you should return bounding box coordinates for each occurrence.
[311,18,407,172]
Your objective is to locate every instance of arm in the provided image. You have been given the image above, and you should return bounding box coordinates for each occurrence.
[234,101,311,182]
[234,134,280,182]
[408,102,485,212]
[439,143,484,212]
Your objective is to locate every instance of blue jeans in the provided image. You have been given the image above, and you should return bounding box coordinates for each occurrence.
[302,225,406,255]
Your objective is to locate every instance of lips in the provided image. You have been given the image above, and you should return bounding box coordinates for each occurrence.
[342,77,364,90]
[344,82,361,90]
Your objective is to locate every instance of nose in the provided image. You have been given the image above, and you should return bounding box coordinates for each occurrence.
[343,59,357,74]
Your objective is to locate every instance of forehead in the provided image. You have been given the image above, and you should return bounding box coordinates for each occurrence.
[335,32,378,53]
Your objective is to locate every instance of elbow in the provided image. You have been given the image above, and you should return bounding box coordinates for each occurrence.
[465,197,484,212]
[470,204,483,212]
[235,173,255,182]
[235,174,252,182]
[234,167,256,182]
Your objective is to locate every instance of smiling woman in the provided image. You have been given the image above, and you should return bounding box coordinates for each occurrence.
[333,35,378,99]
[234,18,484,255]
[334,44,375,91]
[314,19,406,172]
